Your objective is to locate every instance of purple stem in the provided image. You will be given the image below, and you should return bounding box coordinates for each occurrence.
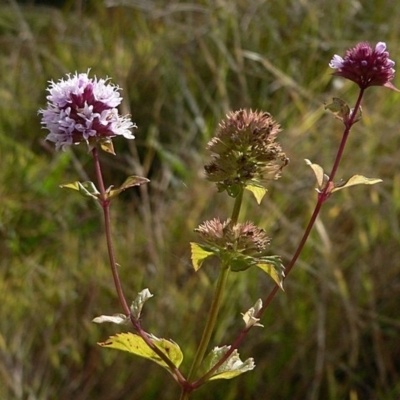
[92,147,130,315]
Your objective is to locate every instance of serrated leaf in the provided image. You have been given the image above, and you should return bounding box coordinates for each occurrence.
[332,175,383,193]
[305,159,326,188]
[256,258,285,290]
[92,314,129,325]
[107,175,150,199]
[245,184,267,204]
[98,333,183,372]
[202,346,255,381]
[60,181,100,199]
[190,242,215,271]
[130,288,153,320]
[242,299,263,328]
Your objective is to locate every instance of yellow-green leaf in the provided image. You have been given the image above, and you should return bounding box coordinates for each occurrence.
[256,262,284,290]
[305,159,325,188]
[60,181,100,199]
[107,175,150,199]
[190,242,214,271]
[332,175,383,193]
[99,138,116,155]
[245,184,267,204]
[98,333,183,371]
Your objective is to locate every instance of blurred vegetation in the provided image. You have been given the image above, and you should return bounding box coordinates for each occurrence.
[1,0,400,399]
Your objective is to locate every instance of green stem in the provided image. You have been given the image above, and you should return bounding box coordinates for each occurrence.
[187,264,230,381]
[230,188,243,225]
[185,189,244,390]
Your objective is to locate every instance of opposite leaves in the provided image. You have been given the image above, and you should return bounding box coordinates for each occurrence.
[98,333,183,374]
[201,346,255,381]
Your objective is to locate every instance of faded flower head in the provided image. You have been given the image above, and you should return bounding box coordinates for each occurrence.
[204,109,288,196]
[329,42,398,90]
[39,71,136,151]
[195,218,271,257]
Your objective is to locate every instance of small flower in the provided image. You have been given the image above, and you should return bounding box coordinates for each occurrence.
[39,71,136,151]
[329,42,398,90]
[204,109,288,196]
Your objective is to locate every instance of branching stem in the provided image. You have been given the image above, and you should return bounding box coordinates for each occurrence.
[194,88,366,384]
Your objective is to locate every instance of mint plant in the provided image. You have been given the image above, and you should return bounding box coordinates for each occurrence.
[39,41,397,399]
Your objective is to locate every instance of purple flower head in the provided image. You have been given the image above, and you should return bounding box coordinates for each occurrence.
[39,71,136,151]
[329,42,398,91]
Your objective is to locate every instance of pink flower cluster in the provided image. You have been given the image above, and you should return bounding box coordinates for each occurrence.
[329,42,397,90]
[40,72,136,150]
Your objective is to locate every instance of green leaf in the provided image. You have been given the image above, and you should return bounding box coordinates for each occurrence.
[324,97,350,122]
[202,346,255,381]
[98,333,183,372]
[60,181,100,199]
[107,175,150,199]
[324,97,362,125]
[256,256,285,289]
[190,242,215,271]
[230,254,252,272]
[130,288,153,320]
[305,159,326,189]
[245,184,267,204]
[226,184,242,198]
[92,314,129,325]
[332,175,383,193]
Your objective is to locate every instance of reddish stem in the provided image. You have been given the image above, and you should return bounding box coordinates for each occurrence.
[92,147,130,315]
[92,147,186,386]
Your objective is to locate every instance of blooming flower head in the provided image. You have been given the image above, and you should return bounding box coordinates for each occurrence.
[204,109,288,196]
[329,42,398,90]
[39,71,136,151]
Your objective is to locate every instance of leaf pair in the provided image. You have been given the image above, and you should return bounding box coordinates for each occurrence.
[98,333,254,382]
[305,159,382,194]
[190,242,285,289]
[60,175,149,200]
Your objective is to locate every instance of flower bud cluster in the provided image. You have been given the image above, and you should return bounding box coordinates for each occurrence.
[204,109,288,195]
[195,218,271,257]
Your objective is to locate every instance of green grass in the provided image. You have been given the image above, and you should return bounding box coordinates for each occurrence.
[1,0,400,399]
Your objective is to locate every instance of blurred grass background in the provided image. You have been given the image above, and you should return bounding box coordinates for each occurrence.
[1,0,400,399]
